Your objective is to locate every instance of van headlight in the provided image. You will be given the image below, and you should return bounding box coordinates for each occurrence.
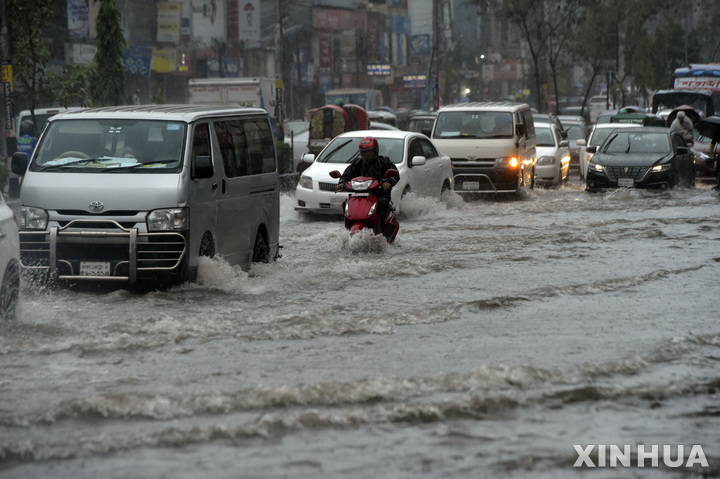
[147,208,188,231]
[498,157,519,168]
[19,206,48,230]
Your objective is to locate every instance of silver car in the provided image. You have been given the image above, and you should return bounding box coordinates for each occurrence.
[0,194,20,320]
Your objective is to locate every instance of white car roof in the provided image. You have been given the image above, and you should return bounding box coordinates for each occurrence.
[334,129,418,140]
[47,104,268,123]
[437,101,530,113]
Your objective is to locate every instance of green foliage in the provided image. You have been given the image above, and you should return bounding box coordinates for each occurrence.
[275,141,292,174]
[7,0,54,106]
[89,0,126,107]
[47,64,95,108]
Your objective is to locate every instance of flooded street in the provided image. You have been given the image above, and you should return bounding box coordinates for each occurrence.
[1,178,719,478]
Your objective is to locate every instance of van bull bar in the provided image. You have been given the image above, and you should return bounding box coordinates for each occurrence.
[19,218,187,284]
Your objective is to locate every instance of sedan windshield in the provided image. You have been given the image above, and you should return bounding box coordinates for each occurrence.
[317,137,404,165]
[601,132,671,155]
[31,119,186,173]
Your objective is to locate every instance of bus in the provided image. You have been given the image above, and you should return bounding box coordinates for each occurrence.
[671,64,720,111]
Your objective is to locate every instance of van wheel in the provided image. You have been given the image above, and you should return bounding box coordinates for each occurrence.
[199,233,215,258]
[252,232,270,263]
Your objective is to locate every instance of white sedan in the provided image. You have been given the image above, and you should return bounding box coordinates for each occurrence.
[534,122,571,187]
[0,194,19,320]
[295,130,454,215]
[576,122,638,179]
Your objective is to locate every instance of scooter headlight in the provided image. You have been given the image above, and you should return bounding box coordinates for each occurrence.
[350,179,373,191]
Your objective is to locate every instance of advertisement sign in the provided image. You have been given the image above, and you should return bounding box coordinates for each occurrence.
[403,74,426,89]
[2,61,13,133]
[68,0,90,38]
[238,0,260,43]
[367,64,391,76]
[157,2,182,43]
[409,34,430,57]
[123,46,153,76]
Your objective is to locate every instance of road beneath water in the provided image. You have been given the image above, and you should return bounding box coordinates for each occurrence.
[1,178,719,478]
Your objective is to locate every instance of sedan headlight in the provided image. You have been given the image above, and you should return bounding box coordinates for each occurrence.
[299,175,313,189]
[19,206,48,230]
[537,155,556,165]
[651,164,670,172]
[147,208,188,231]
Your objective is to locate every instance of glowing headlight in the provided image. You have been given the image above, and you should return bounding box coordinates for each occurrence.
[19,206,48,230]
[147,208,188,231]
[498,157,519,168]
[537,156,556,165]
[652,164,670,172]
[588,163,604,172]
[350,179,373,191]
[299,175,313,189]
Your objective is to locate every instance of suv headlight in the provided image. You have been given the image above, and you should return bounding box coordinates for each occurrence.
[19,206,48,230]
[537,155,556,165]
[299,175,313,189]
[147,208,188,231]
[588,162,604,172]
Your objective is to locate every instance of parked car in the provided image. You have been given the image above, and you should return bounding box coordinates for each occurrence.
[295,130,454,215]
[576,122,637,179]
[585,127,696,191]
[0,194,20,320]
[533,122,571,187]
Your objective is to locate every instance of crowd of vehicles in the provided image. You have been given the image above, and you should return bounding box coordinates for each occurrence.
[4,67,720,301]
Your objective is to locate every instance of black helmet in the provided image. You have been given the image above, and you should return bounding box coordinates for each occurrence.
[20,120,35,137]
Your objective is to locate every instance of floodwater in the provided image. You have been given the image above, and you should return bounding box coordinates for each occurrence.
[1,178,719,478]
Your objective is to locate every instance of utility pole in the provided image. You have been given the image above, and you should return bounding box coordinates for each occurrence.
[0,0,9,161]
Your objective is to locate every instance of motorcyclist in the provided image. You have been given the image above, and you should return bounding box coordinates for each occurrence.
[336,136,399,239]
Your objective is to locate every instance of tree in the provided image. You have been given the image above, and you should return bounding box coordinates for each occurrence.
[89,0,126,106]
[7,0,54,132]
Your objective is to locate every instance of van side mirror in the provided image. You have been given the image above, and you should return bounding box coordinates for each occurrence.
[515,124,526,138]
[193,155,213,179]
[11,152,28,176]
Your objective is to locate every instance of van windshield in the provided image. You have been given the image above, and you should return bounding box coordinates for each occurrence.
[434,111,513,139]
[31,119,186,173]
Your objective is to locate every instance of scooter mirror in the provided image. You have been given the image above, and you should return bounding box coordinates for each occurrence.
[384,168,399,178]
[329,170,342,178]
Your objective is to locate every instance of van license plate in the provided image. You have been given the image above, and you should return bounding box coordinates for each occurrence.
[617,178,634,187]
[462,181,480,191]
[80,262,111,276]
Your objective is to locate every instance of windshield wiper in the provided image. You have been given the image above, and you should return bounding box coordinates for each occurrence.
[38,158,103,171]
[321,140,353,162]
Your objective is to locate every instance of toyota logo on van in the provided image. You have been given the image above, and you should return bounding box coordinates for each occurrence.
[89,201,105,213]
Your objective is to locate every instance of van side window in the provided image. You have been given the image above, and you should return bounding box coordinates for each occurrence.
[192,123,211,160]
[520,110,535,139]
[214,120,247,178]
[245,118,277,174]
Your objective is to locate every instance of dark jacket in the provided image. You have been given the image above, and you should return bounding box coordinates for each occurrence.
[339,154,399,194]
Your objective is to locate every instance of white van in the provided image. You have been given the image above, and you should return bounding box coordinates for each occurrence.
[10,105,280,288]
[15,107,84,137]
[430,102,536,194]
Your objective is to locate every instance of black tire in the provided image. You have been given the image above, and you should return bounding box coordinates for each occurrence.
[0,263,19,321]
[252,231,270,263]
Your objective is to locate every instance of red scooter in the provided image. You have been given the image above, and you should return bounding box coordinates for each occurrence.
[329,169,400,243]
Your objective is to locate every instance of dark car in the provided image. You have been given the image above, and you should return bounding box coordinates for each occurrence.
[585,127,695,191]
[407,111,437,135]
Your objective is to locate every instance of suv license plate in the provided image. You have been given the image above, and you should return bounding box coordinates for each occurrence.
[462,181,480,191]
[617,178,634,187]
[80,262,111,276]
